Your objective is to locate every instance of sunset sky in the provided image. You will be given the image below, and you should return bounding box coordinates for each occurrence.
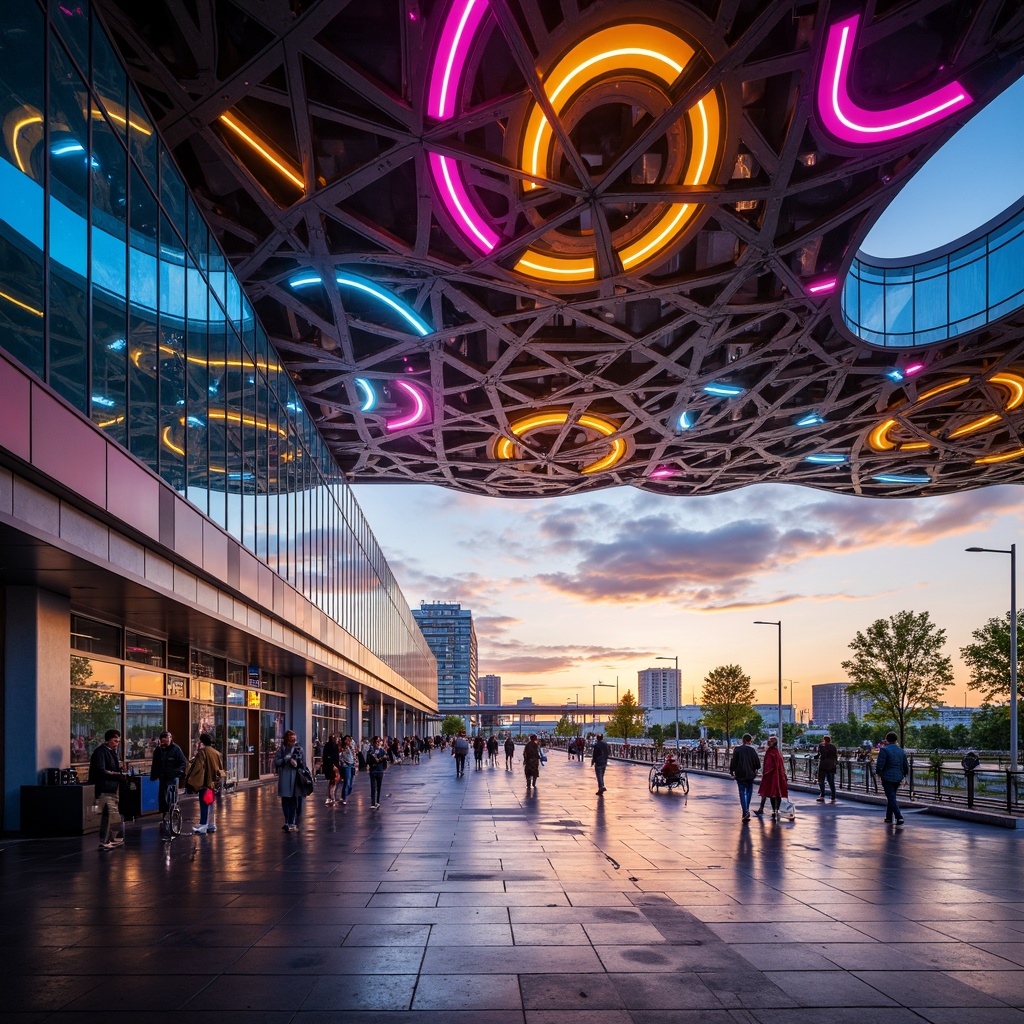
[353,79,1024,719]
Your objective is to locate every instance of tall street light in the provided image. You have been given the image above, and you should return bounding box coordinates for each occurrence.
[593,681,615,732]
[966,544,1018,771]
[656,655,680,750]
[754,620,783,744]
[784,679,799,733]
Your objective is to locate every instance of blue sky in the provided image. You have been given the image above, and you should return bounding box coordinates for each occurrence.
[353,79,1024,718]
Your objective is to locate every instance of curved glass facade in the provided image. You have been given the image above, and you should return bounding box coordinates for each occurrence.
[842,196,1024,348]
[0,0,435,695]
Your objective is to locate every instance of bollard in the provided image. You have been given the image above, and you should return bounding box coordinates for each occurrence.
[966,769,975,808]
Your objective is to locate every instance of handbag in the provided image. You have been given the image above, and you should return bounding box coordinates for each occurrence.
[778,797,796,819]
[296,764,315,796]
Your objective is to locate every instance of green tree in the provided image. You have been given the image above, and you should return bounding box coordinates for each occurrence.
[553,715,576,737]
[960,612,1024,702]
[950,723,971,748]
[440,714,464,737]
[828,713,871,748]
[841,610,954,746]
[969,702,1023,753]
[606,691,646,743]
[700,664,755,748]
[646,723,665,746]
[781,722,802,745]
[917,723,952,749]
[740,710,764,741]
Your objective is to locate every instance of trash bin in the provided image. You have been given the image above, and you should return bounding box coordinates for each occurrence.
[118,773,142,821]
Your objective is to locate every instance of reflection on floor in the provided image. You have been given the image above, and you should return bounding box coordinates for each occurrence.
[2,752,1023,1021]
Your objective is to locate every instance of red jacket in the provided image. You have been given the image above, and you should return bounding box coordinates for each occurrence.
[758,746,789,798]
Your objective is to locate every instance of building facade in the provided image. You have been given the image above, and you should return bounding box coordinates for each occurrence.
[812,683,874,727]
[0,2,437,832]
[478,674,501,705]
[412,603,478,709]
[638,667,681,711]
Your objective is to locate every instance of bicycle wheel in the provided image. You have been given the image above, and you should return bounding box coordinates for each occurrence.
[648,766,659,792]
[169,803,182,836]
[678,773,689,795]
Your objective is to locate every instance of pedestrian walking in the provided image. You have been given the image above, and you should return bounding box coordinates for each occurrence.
[504,735,515,770]
[367,736,388,808]
[187,732,224,834]
[452,731,469,777]
[728,734,760,821]
[816,734,839,803]
[473,734,485,770]
[591,733,610,794]
[523,734,541,790]
[874,731,910,827]
[755,736,788,819]
[339,735,356,804]
[89,729,125,851]
[274,730,307,831]
[322,733,341,805]
[487,734,499,767]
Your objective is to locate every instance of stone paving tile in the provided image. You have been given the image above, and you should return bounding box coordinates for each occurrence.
[519,972,627,1009]
[764,969,899,1006]
[411,973,522,1010]
[911,1008,1024,1023]
[940,971,1024,1005]
[852,970,1006,1006]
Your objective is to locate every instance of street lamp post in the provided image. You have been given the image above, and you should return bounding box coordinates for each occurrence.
[593,681,615,733]
[966,544,1018,770]
[783,679,799,734]
[754,620,783,744]
[656,655,680,750]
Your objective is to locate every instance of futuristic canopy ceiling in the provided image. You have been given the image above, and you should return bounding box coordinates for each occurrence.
[97,0,1024,497]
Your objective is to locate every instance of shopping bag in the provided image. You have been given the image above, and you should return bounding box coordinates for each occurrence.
[778,797,796,819]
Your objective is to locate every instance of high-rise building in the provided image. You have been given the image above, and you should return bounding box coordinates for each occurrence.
[638,667,681,710]
[479,674,501,705]
[413,603,478,708]
[812,683,874,727]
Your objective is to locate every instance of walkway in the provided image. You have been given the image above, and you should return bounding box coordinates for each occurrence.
[3,751,1024,1022]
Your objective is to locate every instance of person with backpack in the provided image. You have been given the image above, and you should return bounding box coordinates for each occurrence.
[486,734,499,767]
[452,731,470,777]
[875,732,910,827]
[187,732,224,835]
[504,735,515,771]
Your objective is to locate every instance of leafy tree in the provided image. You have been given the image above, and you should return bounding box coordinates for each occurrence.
[646,723,665,746]
[553,715,576,738]
[969,703,1023,754]
[606,691,646,743]
[700,664,755,748]
[440,714,464,737]
[841,610,954,746]
[740,710,764,741]
[917,723,952,749]
[782,722,803,745]
[950,723,971,748]
[960,612,1024,702]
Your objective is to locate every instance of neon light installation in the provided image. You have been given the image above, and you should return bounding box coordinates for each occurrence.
[795,412,825,427]
[219,112,304,190]
[817,15,971,145]
[873,473,931,484]
[387,381,431,432]
[492,410,627,475]
[289,272,432,337]
[650,466,680,479]
[355,378,376,412]
[867,373,1024,456]
[703,382,744,398]
[804,453,847,464]
[806,277,837,295]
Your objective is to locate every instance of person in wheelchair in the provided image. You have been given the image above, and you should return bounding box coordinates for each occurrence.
[660,753,681,781]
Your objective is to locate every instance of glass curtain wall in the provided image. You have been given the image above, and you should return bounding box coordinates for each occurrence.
[0,1,435,698]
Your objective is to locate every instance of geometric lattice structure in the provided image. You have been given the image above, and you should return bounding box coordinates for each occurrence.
[98,0,1024,497]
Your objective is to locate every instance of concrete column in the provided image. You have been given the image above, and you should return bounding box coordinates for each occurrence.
[3,586,71,831]
[347,690,363,740]
[288,675,314,752]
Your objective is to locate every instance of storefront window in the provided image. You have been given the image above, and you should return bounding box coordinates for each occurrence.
[260,710,285,774]
[125,631,166,666]
[191,702,225,756]
[125,665,163,695]
[71,616,121,658]
[71,689,121,765]
[227,706,246,755]
[125,696,164,762]
[71,655,121,690]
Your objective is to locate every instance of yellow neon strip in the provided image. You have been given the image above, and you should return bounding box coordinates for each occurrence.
[867,418,897,451]
[134,345,282,374]
[917,377,970,402]
[976,447,1024,465]
[96,415,125,429]
[93,107,153,136]
[218,113,304,190]
[948,413,1000,440]
[161,426,185,457]
[495,410,626,474]
[11,114,43,174]
[0,288,43,318]
[990,372,1024,410]
[583,437,627,474]
[900,441,931,451]
[514,254,596,280]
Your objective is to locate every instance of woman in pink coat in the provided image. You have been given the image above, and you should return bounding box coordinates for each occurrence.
[753,736,788,819]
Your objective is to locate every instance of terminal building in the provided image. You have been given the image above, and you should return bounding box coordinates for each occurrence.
[637,666,682,711]
[412,602,478,710]
[0,3,436,832]
[812,683,875,728]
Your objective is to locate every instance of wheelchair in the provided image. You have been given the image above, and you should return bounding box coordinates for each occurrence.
[649,762,689,794]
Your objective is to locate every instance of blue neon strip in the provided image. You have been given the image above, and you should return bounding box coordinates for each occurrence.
[703,382,745,397]
[677,410,697,430]
[795,412,825,427]
[804,453,847,464]
[872,473,931,484]
[355,377,376,412]
[289,271,432,337]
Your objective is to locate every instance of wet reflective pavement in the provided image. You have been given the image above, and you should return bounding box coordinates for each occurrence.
[2,752,1023,1022]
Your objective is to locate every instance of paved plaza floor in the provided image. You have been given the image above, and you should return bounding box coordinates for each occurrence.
[2,751,1024,1023]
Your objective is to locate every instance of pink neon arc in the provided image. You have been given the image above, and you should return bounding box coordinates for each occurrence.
[818,15,971,144]
[650,468,679,479]
[427,0,498,252]
[905,363,925,376]
[807,277,837,295]
[387,381,430,432]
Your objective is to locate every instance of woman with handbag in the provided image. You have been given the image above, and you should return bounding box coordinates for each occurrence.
[754,736,789,820]
[339,735,356,805]
[274,730,309,831]
[187,732,223,835]
[366,736,387,809]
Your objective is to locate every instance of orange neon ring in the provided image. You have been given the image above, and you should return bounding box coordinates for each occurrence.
[493,411,627,475]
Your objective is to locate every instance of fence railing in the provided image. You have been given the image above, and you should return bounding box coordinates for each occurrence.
[587,742,1024,816]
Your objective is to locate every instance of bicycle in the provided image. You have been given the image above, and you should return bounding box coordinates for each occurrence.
[160,780,182,840]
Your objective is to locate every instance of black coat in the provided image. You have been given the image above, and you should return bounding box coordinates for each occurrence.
[150,742,187,783]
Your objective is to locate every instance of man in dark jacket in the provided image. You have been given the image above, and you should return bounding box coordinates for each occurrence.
[874,732,910,827]
[90,729,125,851]
[149,730,186,836]
[504,736,515,771]
[816,735,840,803]
[452,731,470,777]
[591,734,610,794]
[728,734,761,821]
